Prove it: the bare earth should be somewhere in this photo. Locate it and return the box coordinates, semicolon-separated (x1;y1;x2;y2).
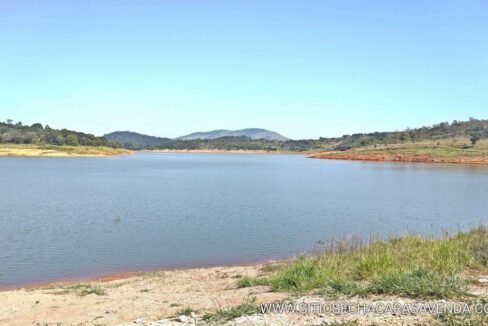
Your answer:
310;151;488;165
2;264;486;325
1;265;285;325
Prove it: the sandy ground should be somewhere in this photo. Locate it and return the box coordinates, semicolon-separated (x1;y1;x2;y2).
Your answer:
0;146;132;157
0;265;286;325
2;264;487;325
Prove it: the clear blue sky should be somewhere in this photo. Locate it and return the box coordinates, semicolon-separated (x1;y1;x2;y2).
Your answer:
1;1;487;139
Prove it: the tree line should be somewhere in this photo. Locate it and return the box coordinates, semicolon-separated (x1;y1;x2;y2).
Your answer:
1;118;487;151
0;119;110;147
108;118;488;151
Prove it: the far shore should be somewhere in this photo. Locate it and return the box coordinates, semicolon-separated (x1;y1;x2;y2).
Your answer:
0;144;132;157
142;149;301;154
2;142;488;167
310;151;488;165
310;140;488;165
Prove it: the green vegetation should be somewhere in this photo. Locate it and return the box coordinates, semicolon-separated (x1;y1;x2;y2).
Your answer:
0;119;110;146
471;133;481;147
3;118;487;154
176;307;196;316
240;227;488;299
0;119;131;156
104;118;488;152
312;139;488;163
320;118;488;151
237;276;268;288
202;295;258;323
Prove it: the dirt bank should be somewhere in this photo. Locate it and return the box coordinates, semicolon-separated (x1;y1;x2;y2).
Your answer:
310;152;488;165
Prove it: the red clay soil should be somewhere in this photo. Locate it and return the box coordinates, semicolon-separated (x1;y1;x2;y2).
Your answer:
310;152;488;165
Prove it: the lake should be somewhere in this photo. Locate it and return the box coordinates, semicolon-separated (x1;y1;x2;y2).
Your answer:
0;153;487;288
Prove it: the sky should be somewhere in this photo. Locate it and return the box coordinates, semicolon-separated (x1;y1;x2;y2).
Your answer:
1;1;487;139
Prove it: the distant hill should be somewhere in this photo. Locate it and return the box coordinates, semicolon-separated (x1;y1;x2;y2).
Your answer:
178;128;290;141
104;131;172;148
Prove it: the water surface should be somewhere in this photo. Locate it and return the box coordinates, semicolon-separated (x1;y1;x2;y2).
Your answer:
0;153;487;287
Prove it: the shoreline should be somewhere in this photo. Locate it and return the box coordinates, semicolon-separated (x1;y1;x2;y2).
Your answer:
142;149;302;154
2;259;486;325
0;257;279;292
3;229;488;325
310;152;488;165
0;262;287;325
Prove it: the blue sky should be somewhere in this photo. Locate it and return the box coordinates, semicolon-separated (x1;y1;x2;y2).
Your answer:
1;1;487;139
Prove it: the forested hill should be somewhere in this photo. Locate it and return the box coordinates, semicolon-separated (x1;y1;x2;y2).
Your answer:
0;120;109;146
104;131;172;148
318;118;488;151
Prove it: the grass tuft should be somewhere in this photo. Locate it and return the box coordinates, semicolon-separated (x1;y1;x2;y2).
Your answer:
203;295;258;323
237;276;268;288
176;307;196;316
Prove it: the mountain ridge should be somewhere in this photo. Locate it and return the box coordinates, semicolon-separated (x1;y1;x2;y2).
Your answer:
178;128;289;141
104;131;172;147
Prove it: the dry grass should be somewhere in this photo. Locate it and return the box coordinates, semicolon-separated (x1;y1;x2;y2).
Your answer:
0;144;132;157
311;139;488;164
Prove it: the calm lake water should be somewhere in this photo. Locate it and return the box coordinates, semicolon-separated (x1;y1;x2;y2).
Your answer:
1;153;487;288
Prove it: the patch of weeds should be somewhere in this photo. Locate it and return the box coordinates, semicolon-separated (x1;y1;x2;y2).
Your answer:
264;227;488;298
352;253;395;279
237;276;268;288
139;288;151;293
369;267;466;299
469;233;488;267
176;307;196;316
170;303;182;307
268;257;327;292
318;278;367;298
203;295;258;323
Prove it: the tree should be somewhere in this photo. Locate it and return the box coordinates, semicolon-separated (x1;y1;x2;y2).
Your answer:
31;123;43;129
6;119;13;125
65;134;79;146
470;133;481;147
